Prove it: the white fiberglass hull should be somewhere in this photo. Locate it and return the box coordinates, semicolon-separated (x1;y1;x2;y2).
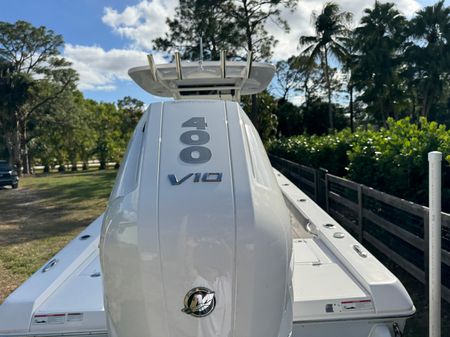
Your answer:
0;216;106;337
0;171;414;337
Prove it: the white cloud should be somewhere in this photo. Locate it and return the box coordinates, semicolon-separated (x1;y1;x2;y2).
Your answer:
99;0;422;61
66;0;178;91
63;44;165;91
66;0;423;92
289;94;306;106
102;0;177;50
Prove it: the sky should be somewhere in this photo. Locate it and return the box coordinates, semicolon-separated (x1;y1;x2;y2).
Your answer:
0;0;447;104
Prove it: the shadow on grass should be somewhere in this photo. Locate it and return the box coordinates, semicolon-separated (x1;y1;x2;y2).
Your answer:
0;170;117;247
33;171;116;204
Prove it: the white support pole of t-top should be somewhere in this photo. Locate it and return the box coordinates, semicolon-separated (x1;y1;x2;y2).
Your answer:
428;151;442;337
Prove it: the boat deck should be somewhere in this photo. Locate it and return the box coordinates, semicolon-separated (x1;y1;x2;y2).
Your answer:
0;170;414;337
284;178;374;321
288;210;373;322
275;168;414;326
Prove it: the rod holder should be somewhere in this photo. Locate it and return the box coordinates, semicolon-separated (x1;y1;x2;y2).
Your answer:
147;54;157;81
246;51;253;79
175;52;182;80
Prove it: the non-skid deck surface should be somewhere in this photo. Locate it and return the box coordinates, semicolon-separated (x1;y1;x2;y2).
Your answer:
291;238;372;321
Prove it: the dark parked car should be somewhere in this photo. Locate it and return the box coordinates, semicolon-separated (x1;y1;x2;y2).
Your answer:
0;161;19;189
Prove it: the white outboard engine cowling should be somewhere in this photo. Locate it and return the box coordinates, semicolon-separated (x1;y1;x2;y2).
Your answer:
100;99;293;337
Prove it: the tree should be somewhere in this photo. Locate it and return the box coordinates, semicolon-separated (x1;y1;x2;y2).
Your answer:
272;57;305;101
272;56;324;137
226;0;296;138
153;0;240;60
62;91;96;171
407;0;450;118
351;2;407;126
299;2;352;130
117;96;145;140
92;102;122;170
30;90;95;172
274;100;302;137
289;55;324;105
242;90;278;143
341;42;358;132
0;59;31;164
226;0;296;61
0;20;78;174
301;98;347;135
115;96;145;168
156;0;296;61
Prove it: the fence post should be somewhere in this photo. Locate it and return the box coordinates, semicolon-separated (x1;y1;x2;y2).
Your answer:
428;151;442;337
313;169;318;203
357;184;363;242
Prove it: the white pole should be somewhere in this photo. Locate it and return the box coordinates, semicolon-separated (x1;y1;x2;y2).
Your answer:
428;151;442;337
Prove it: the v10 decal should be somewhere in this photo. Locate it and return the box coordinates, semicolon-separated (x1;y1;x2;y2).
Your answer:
168;173;223;185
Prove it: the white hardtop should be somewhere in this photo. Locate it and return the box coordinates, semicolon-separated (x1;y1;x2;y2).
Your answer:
128;53;275;101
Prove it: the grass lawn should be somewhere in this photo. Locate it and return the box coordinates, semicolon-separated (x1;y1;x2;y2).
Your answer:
0;170;117;303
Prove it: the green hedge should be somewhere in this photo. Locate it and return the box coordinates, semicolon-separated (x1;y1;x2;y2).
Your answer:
269;117;450;208
269;129;354;177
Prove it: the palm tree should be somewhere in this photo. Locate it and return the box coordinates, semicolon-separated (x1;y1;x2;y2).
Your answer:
407;0;450;118
342;50;357;132
351;1;407;126
299;2;352;130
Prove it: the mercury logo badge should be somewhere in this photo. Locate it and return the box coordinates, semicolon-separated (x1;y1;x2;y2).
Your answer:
182;287;216;317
